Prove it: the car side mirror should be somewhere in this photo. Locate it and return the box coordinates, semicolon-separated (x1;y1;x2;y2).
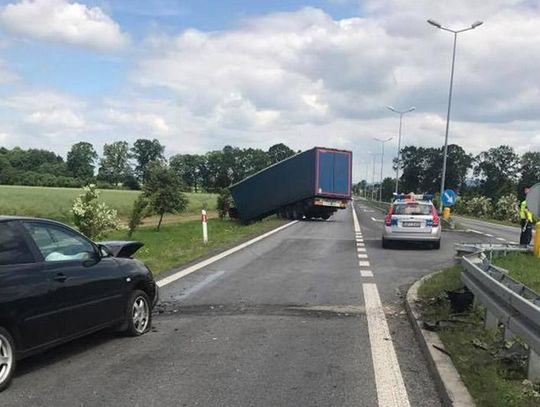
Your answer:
97;244;113;258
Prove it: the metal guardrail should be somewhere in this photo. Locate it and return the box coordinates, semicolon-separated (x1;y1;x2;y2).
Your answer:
459;246;540;381
455;242;529;258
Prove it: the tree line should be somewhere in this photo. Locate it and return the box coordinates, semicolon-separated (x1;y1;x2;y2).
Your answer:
355;144;540;202
0;140;297;192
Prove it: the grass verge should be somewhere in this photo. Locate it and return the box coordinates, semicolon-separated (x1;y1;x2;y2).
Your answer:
104;217;288;275
453;213;519;227
417;266;540;406
492;252;540;294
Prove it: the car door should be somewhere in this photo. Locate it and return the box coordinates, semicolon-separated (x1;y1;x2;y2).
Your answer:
23;221;127;339
0;221;60;351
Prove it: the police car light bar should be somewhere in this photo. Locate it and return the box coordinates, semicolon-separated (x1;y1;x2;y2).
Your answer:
392;193;434;202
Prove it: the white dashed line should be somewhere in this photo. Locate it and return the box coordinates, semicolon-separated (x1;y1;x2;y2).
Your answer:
357;247;366;252
371;217;378;222
360;270;374;277
359;261;371;267
358;254;368;259
469;229;483;234
484;233;494;237
357;243;365;247
496;237;506;241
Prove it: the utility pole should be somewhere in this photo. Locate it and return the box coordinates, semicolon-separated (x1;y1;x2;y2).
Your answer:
373;137;392;201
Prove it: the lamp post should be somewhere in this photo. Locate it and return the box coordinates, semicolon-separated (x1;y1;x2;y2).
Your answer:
427;19;483;212
374;137;392;201
369;152;377;200
386;106;415;194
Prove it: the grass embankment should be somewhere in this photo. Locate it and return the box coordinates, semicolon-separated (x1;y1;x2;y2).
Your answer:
0;185;217;224
417;261;540;406
492;253;540;294
453;213;520;227
105;217;288;275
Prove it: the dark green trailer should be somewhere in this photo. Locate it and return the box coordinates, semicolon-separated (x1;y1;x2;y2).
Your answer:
230;147;352;221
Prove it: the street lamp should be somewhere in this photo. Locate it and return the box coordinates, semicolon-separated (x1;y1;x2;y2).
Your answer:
369;152;378;200
427;19;483;212
386;106;415;194
373;137;392;201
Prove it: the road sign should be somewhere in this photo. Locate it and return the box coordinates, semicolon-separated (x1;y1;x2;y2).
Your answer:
526;183;540;218
442;189;457;207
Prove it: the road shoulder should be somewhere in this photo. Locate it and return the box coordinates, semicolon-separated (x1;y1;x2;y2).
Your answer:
405;273;476;407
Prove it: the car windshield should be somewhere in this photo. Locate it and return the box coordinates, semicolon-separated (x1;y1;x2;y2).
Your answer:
393;203;432;216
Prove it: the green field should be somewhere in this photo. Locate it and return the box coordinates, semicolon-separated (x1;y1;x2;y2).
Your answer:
0;185;217;224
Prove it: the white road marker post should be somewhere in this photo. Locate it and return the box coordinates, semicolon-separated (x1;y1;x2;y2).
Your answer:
202;209;208;244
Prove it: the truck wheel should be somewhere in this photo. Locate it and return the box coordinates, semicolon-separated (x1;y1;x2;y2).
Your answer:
0;327;16;392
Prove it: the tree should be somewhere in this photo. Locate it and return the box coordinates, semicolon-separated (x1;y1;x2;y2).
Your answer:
517;151;540;199
142;163;188;230
268;143;295;164
170;154;203;191
131;139;165;183
474;145;519;200
381;177;395;202
98;141;132;185
67;142;98;180
217;188;233;219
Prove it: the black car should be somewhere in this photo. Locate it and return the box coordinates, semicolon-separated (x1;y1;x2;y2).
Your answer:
0;217;158;391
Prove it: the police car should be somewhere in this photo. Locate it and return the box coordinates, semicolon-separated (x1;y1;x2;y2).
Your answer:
382;193;441;249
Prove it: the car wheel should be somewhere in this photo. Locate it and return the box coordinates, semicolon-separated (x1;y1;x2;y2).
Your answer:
432;240;441;250
0;327;16;392
382;239;389;249
124;290;152;337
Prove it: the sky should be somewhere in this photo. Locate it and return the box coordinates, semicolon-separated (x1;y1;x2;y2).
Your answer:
0;0;539;182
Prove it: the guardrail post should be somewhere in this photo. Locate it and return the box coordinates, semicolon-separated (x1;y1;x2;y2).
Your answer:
484;311;499;330
529;350;540;383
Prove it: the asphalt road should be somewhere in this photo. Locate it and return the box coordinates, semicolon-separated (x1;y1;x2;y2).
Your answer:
3;203;500;406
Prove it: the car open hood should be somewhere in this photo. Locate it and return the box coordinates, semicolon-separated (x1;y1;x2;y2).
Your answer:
97;241;144;258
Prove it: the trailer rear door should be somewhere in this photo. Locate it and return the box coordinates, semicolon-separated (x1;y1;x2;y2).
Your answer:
316;149;351;197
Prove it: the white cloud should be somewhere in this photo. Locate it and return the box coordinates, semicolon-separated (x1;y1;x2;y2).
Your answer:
0;0;129;51
128;3;540;180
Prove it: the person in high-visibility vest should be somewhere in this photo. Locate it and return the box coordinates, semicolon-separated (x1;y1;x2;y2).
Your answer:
519;187;534;245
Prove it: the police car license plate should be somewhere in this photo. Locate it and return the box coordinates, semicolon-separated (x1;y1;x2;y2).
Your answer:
403;222;420;227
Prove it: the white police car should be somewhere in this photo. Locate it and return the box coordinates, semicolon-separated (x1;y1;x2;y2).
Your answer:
382;193;441;249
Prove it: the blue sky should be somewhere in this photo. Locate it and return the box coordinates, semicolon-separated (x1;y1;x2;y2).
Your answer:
0;0;539;181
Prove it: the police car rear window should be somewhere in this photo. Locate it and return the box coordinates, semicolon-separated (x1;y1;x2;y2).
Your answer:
393;203;432;216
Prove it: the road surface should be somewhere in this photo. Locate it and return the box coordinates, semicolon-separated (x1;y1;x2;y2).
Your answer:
3;203;498;406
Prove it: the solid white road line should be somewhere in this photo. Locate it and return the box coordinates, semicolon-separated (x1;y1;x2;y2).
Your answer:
360;270;374;277
157;221;299;287
353;206;361;232
363;283;410;407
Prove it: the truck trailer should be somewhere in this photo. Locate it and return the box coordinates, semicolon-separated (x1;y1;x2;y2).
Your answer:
230;147;352;221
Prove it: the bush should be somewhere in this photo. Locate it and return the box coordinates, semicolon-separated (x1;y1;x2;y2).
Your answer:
72;184;119;239
494;194;520;223
464;196;493;218
217;188;233;219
